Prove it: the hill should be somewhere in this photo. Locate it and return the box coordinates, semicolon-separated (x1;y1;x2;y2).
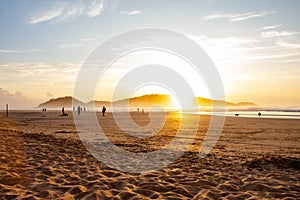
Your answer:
38;94;256;109
38;96;84;109
196;97;256;107
113;94;173;108
234;101;257;106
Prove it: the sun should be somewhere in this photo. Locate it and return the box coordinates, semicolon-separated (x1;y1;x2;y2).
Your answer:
95;49;211;103
131;84;197;111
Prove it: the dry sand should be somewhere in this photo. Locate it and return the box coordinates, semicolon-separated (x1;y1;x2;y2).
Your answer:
0;110;300;199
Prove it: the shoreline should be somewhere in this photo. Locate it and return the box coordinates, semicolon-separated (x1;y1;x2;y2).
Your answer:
2;108;300;120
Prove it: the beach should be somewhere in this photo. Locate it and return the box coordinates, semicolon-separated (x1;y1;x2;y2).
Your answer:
0;110;299;199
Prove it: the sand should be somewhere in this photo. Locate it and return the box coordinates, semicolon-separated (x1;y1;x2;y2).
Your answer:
0;110;300;199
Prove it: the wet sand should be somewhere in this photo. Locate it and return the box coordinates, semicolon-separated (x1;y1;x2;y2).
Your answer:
0;110;300;199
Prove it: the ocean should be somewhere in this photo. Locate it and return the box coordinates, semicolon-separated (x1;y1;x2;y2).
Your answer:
188;107;300;119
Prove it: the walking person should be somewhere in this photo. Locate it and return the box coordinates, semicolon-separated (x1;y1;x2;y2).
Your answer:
102;106;106;116
77;106;81;116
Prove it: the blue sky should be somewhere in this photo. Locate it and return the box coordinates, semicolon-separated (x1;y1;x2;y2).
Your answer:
0;0;300;108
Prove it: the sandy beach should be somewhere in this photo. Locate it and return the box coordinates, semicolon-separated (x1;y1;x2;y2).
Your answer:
0;110;299;199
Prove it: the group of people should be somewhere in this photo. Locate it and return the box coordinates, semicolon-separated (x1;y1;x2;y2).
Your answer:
235;112;262;117
137;107;145;114
60;106;107;116
72;106;86;115
72;106;83;116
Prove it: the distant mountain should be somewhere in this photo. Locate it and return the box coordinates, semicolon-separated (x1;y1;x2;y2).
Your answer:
234;101;257;106
38;94;256;109
196;97;256;107
113;94;173;107
38;96;84;109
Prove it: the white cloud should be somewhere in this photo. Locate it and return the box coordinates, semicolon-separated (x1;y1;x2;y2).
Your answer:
189;34;300;65
29;7;64;24
0;49;41;53
203;11;277;22
0;62;80;105
277;58;300;63
0;62;80;80
0;88;40;109
59;4;84;21
87;0;104;17
120;10;143;15
189;35;257;65
191;35;256;48
262;25;281;30
277;41;300;48
234;43;300;64
28;0;105;24
261;31;299;38
232;11;275;21
238;52;300;64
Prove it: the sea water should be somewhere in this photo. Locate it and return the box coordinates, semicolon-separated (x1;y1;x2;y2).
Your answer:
188;107;300;119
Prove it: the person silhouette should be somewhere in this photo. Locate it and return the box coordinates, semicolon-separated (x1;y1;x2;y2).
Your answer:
258;112;261;117
77;106;81;116
62;107;65;116
102;106;106;116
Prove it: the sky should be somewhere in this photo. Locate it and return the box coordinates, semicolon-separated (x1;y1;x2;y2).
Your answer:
0;0;300;108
